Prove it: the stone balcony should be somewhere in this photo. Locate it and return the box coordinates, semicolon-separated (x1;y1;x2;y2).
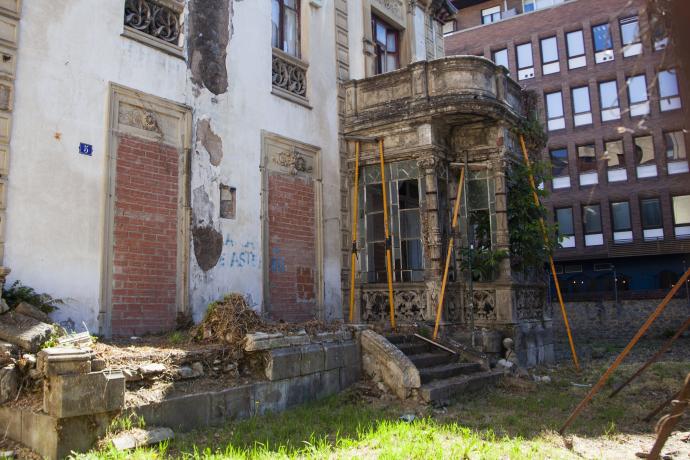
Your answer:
343;56;523;134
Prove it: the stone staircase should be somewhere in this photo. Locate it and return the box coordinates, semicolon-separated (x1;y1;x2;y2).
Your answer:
386;334;504;404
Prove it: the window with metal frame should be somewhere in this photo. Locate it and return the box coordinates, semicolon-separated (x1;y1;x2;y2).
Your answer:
592;23;614;63
571;85;592;126
627;74;650;116
634;135;657;178
640;197;663;240
583;204;603;246
481;5;501;24
604;139;627;182
359;161;423;283
372;14;400;75
540;36;559;74
599;80;621;121
492;48;509;71
665;131;688;175
555;207;575;248
611;201;633;243
566;30;586;69
578;144;598;186
619;16;642;57
272;0;300;57
672;195;690;238
659;69;681;112
550;147;570;189
516;42;534;80
545;91;565;131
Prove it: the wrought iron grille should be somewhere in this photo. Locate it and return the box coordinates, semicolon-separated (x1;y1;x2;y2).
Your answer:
272;50;307;99
124;0;181;45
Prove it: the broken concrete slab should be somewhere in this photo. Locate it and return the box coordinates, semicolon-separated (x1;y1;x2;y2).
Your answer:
265;347;301;381
177;362;204;379
36;347;91;377
0;312;53;353
111;427;174;451
14;302;51;324
300;343;325;375
244;332;310;351
57;331;92;348
43;370;125;418
0;364;18;403
139;363;166;377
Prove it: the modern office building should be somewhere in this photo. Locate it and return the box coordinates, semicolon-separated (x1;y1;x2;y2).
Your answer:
444;0;690;339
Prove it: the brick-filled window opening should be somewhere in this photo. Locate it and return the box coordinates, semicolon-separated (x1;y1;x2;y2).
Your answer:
516;42;534;80
492;48;509;72
481;6;501;25
611;201;633;243
640;197;663;240
619;17;641;57
555;207;575;248
577;144;598;186
583;204;603;246
545;91;565;131
550;147;570;189
634;135;657;178
372;15;400;75
672;195;690;238
592;23;614;64
566;30;586;69
658;69;681;112
599;80;621;121
220;184;236;219
572;86;592;127
272;0;300;57
540;36;560;75
627;74;650;117
359;161;423;283
604;140;627;182
665;131;688;175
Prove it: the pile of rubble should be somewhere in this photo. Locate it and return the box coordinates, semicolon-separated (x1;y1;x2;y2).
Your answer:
0;301;61;405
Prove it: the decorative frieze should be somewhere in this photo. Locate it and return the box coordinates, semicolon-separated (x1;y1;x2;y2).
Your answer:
272;48;309;105
124;0;181;45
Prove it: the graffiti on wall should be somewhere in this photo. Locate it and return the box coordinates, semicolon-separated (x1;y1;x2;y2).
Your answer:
219;237;258;268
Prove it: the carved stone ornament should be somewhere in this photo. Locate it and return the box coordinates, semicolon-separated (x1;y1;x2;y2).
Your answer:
372;0;405;24
272;150;313;176
514;287;545;320
470;289;497;321
118;106;163;135
124;0;181;45
272;52;307;98
361;289;427;322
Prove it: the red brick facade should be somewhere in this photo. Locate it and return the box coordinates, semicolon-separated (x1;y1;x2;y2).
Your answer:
267;173;317;322
445;0;690;263
111;136;179;336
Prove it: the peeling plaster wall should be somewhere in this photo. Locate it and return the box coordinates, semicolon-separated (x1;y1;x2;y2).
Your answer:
6;1;188;331
187;0;343;322
7;0;348;332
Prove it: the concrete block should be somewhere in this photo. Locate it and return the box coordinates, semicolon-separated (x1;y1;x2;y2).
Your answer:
0;364;17;403
340;340;360;367
0;406;20;442
323;342;345;370
14;302;51;324
286;373;321;408
253;380;288;415
265;347;301;381
245;332;310;351
300;343;324;375
210;385;252;424
318;369;341;399
112;427;174;451
37;347;91;377
135;392;211;432
0;312;53;352
44;370;125;418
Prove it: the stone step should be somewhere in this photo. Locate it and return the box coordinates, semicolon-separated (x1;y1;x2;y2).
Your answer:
395;341;432;356
420;370;504;403
408;351;454;368
419;362;482;384
385;334;413;345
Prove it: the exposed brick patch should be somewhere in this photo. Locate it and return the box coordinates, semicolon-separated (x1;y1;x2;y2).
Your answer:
267;173;317;322
111;136;179;336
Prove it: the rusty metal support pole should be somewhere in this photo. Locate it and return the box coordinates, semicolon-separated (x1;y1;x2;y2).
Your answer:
378;139;396;331
609;316;690;398
559;266;690;435
348;142;361;323
644;373;690;460
519;135;580;371
433;167;465;340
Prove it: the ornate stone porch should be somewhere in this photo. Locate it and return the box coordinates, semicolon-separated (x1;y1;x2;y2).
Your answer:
342;56;554;365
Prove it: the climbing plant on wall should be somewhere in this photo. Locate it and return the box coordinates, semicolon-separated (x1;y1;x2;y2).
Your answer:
507;90;557;276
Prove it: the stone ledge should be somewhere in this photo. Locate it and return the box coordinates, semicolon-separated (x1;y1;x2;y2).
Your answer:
360;330;420;399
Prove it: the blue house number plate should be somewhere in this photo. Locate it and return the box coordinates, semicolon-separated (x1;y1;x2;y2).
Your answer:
79;143;93;156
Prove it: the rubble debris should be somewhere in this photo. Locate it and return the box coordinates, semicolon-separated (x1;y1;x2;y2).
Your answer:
91;358;106;372
0;298;8;314
193;293;263;347
0;313;53;353
57;331;92;347
138;363;166;377
0;364;18;403
14;302;51;324
177;362;204;379
111;427;174;451
123;368;143;382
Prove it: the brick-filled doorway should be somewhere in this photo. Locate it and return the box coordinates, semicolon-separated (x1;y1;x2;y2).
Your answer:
262;133;323;322
102;85;191;337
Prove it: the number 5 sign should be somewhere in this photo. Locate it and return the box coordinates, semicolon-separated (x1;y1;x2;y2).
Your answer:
79;143;93;156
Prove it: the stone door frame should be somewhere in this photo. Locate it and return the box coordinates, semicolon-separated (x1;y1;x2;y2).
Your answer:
260;131;324;319
99;83;192;337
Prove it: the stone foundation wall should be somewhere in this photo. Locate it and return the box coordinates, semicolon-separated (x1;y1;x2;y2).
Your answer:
551;298;690;356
